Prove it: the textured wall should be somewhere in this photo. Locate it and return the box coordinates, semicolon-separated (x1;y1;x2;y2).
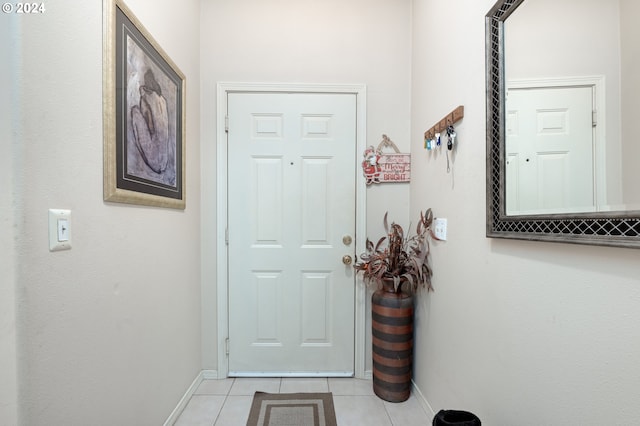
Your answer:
14;0;202;424
0;12;19;426
410;0;640;424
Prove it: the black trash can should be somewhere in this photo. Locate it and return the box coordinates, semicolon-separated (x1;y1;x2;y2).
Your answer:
433;409;481;426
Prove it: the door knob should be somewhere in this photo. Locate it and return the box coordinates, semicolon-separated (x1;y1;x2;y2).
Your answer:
342;255;353;265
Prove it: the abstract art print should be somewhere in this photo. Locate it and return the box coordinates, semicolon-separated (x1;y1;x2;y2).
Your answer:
103;0;186;209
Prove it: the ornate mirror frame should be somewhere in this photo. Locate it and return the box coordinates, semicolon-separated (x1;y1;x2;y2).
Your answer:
485;0;640;249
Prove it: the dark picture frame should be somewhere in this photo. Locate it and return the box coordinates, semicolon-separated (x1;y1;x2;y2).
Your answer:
103;0;186;209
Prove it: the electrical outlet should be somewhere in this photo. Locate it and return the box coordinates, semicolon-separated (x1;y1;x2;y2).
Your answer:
433;218;447;241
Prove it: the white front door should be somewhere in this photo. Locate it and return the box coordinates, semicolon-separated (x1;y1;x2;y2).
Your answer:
506;85;595;214
227;92;357;376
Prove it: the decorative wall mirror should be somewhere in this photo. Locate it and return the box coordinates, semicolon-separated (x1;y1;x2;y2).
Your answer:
485;0;640;248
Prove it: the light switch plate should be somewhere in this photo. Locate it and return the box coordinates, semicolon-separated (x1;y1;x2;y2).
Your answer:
433;217;447;241
49;209;72;251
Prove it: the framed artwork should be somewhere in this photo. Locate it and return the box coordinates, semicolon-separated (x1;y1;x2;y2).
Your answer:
103;0;186;209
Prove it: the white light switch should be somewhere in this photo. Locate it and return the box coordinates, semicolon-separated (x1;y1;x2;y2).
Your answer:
57;219;69;241
49;209;72;251
433;218;447;241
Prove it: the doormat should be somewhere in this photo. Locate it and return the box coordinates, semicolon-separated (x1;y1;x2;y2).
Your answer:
246;392;337;426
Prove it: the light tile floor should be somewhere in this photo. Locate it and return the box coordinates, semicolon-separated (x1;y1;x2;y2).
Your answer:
174;377;431;426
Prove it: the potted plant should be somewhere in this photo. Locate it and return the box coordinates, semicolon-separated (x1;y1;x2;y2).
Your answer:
354;209;434;403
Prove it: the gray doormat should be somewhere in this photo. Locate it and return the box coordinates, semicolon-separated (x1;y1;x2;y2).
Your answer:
246;392;337;426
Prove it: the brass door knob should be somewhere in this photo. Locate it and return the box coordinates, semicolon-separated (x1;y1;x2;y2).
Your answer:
342;255;353;265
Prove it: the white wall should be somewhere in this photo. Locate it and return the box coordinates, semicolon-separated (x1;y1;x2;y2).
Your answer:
0;12;19;426
200;0;413;371
14;0;202;424
411;1;640;424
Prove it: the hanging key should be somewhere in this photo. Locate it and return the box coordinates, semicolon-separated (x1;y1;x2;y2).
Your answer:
425;136;432;150
446;125;456;151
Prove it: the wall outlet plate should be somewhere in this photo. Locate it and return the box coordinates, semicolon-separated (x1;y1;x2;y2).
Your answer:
433;217;447;241
48;209;72;251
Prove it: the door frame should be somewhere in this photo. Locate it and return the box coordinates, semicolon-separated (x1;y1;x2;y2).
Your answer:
215;82;368;379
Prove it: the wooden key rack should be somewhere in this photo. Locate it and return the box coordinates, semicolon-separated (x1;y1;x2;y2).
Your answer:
424;105;464;140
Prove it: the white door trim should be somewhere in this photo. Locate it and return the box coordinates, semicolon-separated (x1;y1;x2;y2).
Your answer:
215;82;367;379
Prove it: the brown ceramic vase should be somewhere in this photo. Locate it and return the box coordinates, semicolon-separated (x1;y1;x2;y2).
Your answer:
371;278;414;403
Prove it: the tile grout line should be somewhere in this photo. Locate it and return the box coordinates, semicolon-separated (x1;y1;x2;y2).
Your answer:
381;400;395;426
212;378;235;426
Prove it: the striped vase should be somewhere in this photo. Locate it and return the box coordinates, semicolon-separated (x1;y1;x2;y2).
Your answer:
371;280;414;403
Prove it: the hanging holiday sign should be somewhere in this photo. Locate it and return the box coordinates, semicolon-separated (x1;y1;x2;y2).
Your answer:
362;134;411;185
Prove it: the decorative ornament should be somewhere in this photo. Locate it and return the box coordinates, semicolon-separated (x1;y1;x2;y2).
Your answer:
362;134;411;185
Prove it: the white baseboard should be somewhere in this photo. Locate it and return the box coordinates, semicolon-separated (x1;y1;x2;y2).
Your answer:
163;370;218;426
202;369;218;380
365;371;433;419
411;379;435;420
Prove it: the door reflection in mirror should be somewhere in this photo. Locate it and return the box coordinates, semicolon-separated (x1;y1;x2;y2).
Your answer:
504;0;640;215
